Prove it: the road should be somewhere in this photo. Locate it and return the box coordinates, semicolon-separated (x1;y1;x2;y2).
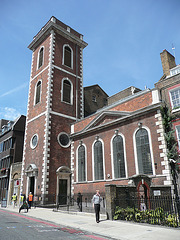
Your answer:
0;210;111;240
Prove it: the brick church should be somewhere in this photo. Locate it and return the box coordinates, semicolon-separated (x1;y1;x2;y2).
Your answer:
21;16;180;206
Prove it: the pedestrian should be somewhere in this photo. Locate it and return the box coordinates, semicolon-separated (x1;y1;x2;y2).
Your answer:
77;192;82;211
20;193;25;206
19;193;28;213
12;193;17;208
28;192;33;209
92;190;102;223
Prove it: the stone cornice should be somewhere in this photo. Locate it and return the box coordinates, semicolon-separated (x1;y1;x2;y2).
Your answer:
71;102;162;139
28;18;88;51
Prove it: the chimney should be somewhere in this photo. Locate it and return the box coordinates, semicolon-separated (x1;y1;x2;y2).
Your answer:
160;49;176;76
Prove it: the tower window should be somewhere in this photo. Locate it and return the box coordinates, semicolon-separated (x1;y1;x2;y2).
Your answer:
30;134;38;149
57;132;70;148
38;47;44;69
63;45;73;68
62;79;72;104
35;80;42;105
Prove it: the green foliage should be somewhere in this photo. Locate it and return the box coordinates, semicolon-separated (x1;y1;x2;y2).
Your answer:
160;106;178;161
113;207;179;228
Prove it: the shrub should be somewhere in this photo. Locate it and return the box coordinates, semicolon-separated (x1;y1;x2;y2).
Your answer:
113;207;179;228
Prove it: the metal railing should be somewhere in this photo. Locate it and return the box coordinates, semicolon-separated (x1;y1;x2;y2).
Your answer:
114;195;180;227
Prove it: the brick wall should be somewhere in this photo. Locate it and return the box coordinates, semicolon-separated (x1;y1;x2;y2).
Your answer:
72;109;165;197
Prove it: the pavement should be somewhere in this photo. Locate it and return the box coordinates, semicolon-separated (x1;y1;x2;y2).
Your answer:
1;205;180;240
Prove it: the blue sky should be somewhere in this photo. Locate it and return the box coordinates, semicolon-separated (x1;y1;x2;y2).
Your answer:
1;0;180;120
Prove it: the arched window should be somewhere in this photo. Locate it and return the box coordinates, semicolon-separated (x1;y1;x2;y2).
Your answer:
38;47;44;69
62;79;72;104
78;145;86;182
35;80;42;105
94;140;104;180
63;45;72;68
135;128;153;175
112;135;126;178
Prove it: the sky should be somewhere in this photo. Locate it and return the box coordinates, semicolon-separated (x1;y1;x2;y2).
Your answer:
1;0;180;121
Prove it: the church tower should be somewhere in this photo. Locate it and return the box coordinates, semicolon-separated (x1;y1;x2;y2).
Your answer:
21;17;87;204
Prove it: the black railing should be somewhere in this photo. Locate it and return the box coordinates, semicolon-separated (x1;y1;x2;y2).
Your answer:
56;194;106;214
20;193;106;214
114;196;180;227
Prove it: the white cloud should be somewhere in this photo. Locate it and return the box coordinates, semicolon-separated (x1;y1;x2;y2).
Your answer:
0;82;28;98
0;107;21;121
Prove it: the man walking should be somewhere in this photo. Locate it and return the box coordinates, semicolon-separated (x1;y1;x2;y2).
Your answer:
92;190;102;223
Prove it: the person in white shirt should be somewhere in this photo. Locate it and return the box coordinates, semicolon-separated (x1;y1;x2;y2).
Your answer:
92;190;102;223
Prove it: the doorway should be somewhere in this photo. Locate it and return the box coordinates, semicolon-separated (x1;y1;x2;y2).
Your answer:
29;176;35;195
59;179;67;205
56;166;71;206
137;181;150;210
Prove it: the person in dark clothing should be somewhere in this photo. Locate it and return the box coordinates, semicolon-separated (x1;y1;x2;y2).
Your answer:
77;192;82;211
19;194;28;213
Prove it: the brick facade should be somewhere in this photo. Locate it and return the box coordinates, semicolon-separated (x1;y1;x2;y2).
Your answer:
20;18;179;209
71;89;169;198
21;17;87;204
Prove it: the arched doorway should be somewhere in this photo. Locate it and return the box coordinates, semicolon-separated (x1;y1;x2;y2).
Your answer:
56;166;71;206
137;180;150;210
25;164;38;196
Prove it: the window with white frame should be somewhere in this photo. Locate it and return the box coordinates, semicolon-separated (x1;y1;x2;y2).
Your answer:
78;145;86;182
38;47;44;69
92;95;97;102
62;79;72;104
176;125;180;149
112;135;126;178
94;140;104;180
35;80;42;105
57;132;70;148
169;87;180;110
135;128;153;175
63;45;73;68
30;134;38;149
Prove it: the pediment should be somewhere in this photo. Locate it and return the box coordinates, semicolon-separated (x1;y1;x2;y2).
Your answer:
26;164;38;172
84;111;131;131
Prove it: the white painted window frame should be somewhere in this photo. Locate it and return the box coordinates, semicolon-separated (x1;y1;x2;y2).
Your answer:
76;143;87;182
133;126;155;176
61;77;73;105
37;46;44;70
34;79;42;106
175;125;180;149
169;86;180;112
62;44;73;69
110;133;128;179
92;138;105;181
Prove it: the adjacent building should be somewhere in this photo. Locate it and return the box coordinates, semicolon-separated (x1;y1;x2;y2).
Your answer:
155;49;180;195
0;115;26;206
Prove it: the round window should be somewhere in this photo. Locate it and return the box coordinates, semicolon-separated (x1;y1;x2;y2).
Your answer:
30;134;38;149
58;132;70;147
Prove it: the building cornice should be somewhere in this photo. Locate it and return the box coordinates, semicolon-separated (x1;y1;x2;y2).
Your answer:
71;102;162;139
28;17;88;51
